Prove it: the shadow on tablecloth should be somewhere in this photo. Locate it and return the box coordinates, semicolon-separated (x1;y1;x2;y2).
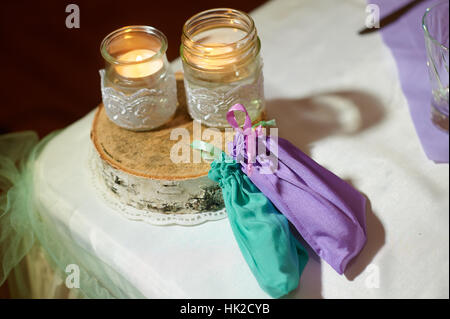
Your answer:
267;91;386;297
266;90;386;157
280;184;385;299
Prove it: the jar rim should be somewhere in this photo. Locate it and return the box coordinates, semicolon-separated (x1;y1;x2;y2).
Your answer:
182;8;256;50
181;8;260;71
100;25;168;65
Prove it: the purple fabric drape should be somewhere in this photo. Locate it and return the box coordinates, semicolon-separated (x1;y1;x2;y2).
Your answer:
369;0;449;163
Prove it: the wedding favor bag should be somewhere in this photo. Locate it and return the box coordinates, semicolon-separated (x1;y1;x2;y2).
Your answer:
227;104;367;274
193;142;308;298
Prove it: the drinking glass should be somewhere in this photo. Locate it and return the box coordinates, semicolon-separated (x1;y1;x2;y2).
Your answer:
423;1;449;132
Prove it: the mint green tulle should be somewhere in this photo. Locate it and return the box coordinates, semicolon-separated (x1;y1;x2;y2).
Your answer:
208;152;309;298
0;131;145;298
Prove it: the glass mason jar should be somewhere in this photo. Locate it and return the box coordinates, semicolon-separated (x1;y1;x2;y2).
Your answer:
181;8;265;128
100;26;177;131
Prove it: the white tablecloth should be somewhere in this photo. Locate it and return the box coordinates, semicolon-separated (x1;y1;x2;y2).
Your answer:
34;0;449;298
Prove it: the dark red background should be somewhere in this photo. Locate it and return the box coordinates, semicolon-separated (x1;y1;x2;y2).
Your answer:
0;1;267;137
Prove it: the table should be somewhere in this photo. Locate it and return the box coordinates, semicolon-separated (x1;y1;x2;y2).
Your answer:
28;0;450;298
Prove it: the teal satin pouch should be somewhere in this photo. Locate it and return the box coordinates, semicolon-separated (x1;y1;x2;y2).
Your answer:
193;141;308;298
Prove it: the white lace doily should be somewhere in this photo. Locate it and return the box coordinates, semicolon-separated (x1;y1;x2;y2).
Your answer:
87;148;227;226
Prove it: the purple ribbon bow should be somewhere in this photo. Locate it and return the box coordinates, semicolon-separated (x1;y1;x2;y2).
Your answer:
226;104;265;176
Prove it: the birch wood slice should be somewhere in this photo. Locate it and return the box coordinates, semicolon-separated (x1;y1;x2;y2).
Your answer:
90;73;225;216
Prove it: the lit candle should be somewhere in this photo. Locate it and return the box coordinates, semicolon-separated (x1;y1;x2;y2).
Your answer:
100;26;177;131
115;49;163;78
181;9;265;128
193;27;247;45
190;27;247;70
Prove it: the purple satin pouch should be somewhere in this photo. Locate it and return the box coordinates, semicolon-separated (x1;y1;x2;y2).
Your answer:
245;137;367;274
227;104;367;274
